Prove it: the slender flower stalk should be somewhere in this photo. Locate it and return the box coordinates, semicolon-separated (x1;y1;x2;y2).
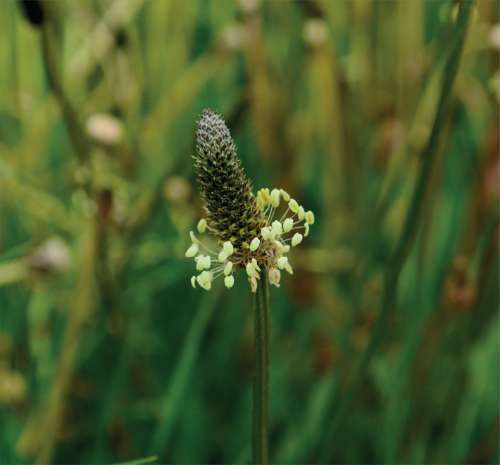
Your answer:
187;109;315;463
253;273;270;464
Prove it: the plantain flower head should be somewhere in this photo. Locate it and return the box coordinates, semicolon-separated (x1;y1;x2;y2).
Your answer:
187;109;314;292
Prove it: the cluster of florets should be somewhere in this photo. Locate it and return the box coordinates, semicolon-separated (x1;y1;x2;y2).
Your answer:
187;108;314;292
186;187;314;292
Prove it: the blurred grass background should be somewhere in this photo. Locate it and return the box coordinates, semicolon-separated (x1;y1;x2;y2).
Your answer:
0;0;499;464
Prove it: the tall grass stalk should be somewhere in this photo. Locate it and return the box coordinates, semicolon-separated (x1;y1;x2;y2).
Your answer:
253;272;270;465
41;15;90;166
150;288;221;455
35;223;97;465
321;0;474;458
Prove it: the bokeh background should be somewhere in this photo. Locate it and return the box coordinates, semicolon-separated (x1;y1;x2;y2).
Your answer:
0;0;499;464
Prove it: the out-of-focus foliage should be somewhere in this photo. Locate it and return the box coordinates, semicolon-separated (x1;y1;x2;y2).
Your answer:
0;0;498;464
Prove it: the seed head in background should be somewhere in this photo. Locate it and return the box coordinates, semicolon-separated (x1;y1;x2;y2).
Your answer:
186;109;315;292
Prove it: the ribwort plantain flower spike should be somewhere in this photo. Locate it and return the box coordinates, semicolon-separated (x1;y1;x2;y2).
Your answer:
187;109;315;292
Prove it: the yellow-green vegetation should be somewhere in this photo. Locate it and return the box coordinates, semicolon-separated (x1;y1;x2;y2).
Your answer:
0;0;498;464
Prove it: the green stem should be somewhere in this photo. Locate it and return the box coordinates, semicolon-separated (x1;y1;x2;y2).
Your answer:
320;0;473;459
253;273;270;464
40;6;90;166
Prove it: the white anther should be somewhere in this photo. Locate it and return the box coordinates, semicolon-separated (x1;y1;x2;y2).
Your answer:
251;258;261;272
270;188;280;207
280;189;290;201
195;255;211;271
222;241;234;256
261;226;273;240
288;199;299;213
283;218;294;233
250;237;260;251
272;220;283;236
218;241;234;262
257;188;270;207
291;233;303;247
224;261;233;276
197;218;207;233
277;256;294;275
185;243;199;258
268;268;281;288
305;210;315;225
277;256;289;270
196;271;213;290
246;261;259;279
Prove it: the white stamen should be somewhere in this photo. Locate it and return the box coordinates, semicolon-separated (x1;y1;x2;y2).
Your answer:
187;186;314;291
305;210;315;225
251;258;261;272
190;231;199;244
277;256;289;270
270;188;280;207
185;243;199;258
223;241;234;256
195;255;211;270
246;262;259;279
257;188;271;209
292;233;303;247
261;226;273;240
250;237;260;251
272;220;283;236
280;189;290;202
196;271;213;290
274;241;289;254
224;261;233;276
288;199;299;213
277;256;293;274
197;218;207;233
268;268;281;287
283;218;294;233
218;241;234;262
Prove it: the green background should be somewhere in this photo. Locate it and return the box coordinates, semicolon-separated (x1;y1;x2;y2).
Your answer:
0;0;498;464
